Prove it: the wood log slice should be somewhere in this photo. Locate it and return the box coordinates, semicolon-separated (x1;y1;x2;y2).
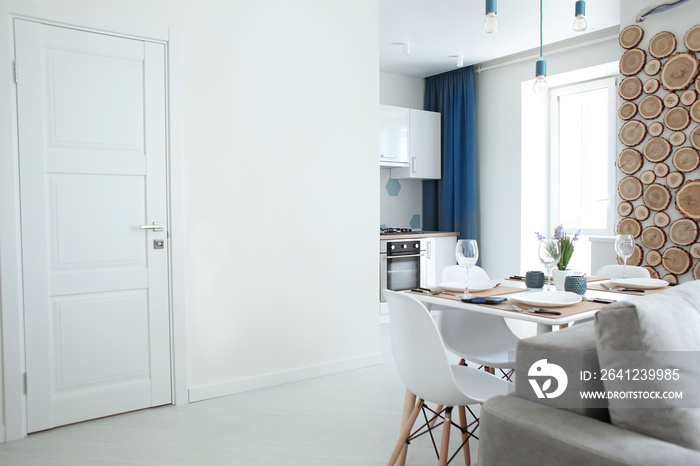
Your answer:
620;48;646;76
672;147;700;172
654;162;670;177
660;52;700;91
681;89;698;106
648;121;664;137
635;204;651;220
641;225;666;250
669;131;686;146
676;180;700;220
666;171;685;189
684;24;700;52
643;77;660;93
662;273;679;284
664;92;680;107
690;243;700;259
618;201;633;217
662;246;692;274
643;183;672;211
618;101;637;120
619;148;643;174
639;170;656;185
618;217;642;238
691;100;700;123
626;244;644;266
664;106;691;130
694;261;700;280
697;76;700;94
644;265;661;278
619;176;644;201
619;120;647;147
646;249;663;267
669;218;699;246
639;95;663;119
645;60;662;76
643;137;671;162
620;24;644;49
619;76;643;100
690;126;700;149
654;211;671;227
649;31;677;58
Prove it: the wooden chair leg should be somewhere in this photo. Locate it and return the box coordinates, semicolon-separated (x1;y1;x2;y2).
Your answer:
438;407;453;466
388;398;424;466
396;389;416;466
458;405;471;466
428;404;444;428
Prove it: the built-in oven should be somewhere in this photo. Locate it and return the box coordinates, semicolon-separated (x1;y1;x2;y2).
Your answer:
380;238;427;302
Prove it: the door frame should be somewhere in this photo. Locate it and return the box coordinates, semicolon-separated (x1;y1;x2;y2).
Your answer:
0;0;188;442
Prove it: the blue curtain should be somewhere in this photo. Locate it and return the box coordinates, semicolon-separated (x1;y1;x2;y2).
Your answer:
423;66;478;241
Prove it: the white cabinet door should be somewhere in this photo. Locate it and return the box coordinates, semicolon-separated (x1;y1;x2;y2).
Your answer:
16;19;172;432
390;108;441;179
424;236;458;287
379;105;409;166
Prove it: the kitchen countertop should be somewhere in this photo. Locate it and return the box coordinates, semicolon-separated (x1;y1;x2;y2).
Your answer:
380;231;459;240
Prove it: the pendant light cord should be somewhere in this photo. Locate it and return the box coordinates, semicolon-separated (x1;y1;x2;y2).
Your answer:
539;0;543;58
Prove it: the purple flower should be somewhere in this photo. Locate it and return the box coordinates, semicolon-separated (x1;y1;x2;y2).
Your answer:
535;232;545;241
553;224;563;241
573;229;581;242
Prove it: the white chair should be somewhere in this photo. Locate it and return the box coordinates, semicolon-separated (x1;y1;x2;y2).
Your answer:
437;266;520;380
385;290;510;466
441;264;490;284
594;264;650;279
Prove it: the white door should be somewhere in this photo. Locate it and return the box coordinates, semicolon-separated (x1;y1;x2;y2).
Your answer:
15;19;172;432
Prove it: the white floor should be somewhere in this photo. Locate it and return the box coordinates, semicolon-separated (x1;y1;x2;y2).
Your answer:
0;324;488;465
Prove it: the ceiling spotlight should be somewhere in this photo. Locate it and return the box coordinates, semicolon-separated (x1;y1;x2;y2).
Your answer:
573;1;587;32
485;0;498;33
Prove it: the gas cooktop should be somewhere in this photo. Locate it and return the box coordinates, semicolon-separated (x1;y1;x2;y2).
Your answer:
380;228;424;235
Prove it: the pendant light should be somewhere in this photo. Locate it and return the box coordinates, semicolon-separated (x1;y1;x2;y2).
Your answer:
533;0;548;94
573;1;587;32
485;0;498;33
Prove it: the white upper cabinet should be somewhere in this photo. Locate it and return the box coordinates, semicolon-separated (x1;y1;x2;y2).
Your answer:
379;105;441;179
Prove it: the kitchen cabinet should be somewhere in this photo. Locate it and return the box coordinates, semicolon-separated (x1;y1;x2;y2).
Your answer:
424;235;457;287
379;105;441;179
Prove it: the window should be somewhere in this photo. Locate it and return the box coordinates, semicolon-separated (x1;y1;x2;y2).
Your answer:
549;77;616;236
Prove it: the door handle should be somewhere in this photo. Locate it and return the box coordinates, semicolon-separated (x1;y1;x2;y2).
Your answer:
140;222;164;232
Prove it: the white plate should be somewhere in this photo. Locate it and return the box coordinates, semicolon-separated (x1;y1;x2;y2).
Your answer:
609;278;669;290
511;291;582;307
438;280;499;292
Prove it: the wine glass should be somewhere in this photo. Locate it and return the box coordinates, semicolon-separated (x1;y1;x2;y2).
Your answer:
538;240;561;291
615;234;635;278
455;239;479;299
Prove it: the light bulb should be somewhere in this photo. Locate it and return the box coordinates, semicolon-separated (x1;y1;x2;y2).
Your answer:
573;14;588;32
533;76;549;94
485;12;498;33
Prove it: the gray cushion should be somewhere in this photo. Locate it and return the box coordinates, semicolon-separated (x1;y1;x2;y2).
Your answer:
595;280;700;451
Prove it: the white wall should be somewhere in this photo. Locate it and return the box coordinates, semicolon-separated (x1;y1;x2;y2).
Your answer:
476;32;621;279
1;0;380;437
380;71;425;109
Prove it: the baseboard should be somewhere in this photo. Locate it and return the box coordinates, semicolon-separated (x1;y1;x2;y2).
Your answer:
188;352;383;403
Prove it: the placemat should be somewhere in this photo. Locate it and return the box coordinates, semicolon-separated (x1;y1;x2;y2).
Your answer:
482;299;606;319
407;285;527;302
587;284;667;296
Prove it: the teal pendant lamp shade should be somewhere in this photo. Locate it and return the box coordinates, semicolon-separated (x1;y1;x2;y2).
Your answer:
574;0;588;32
533;59;548;94
485;0;498;33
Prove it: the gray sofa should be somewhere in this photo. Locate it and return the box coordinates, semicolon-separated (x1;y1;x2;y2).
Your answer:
479;280;700;466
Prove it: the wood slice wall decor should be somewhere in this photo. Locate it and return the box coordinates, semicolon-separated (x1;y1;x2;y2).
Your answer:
621;25;644;49
617;24;700;283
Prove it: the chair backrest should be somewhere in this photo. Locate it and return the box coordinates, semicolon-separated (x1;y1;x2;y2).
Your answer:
385;290;471;406
595;264;650;279
441;265;490;283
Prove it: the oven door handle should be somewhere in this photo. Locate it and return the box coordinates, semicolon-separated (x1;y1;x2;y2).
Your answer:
386;253;426;259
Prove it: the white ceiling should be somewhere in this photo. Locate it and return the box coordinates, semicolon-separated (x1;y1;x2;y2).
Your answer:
379;0;621;78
